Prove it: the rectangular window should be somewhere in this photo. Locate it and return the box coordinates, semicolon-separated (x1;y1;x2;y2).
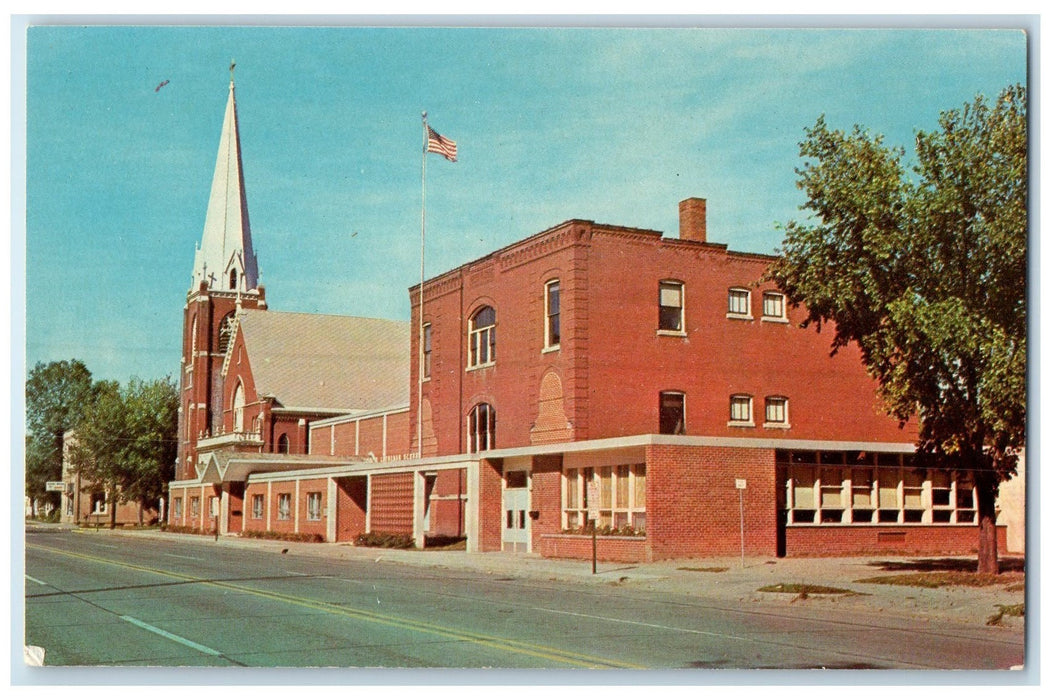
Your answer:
306;492;322;521
468;307;496;368
190;496;200;518
277;493;291;521
659;391;685;435
173;497;183;518
903;470;924;522
762;291;786;320
781;451;971;527
764;396;788;426
851;468;875;523
252;494;264;519
658;281;684;332
563;464;646;532
729;395;753;425
89;492;107;515
545;280;561;348
422;323;432;379
727;288;751;317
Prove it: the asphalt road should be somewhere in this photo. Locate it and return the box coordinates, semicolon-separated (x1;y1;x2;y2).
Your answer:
24;529;1025;670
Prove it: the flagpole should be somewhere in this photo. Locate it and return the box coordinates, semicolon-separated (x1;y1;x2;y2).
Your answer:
418;112;427;461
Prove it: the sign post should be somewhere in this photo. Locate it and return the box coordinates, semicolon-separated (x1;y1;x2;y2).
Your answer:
586;481;599;574
735;479;747;568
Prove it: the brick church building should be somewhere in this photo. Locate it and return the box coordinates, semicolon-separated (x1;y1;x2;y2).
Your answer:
167;77;1012;560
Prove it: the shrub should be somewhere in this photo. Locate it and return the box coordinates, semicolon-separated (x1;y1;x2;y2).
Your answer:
561;524;646;537
355;531;416;549
241;530;324;543
160;524;207;536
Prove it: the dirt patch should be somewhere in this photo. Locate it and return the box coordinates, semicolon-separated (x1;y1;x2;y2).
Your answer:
856;572;1024;588
865;556;1025;573
678;566;729;573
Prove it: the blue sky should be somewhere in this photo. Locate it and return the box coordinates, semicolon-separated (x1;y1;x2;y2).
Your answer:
20;24;1027;384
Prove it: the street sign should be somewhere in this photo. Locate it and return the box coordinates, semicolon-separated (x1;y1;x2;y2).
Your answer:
735;478;747;490
586;482;599;520
45;481;65;492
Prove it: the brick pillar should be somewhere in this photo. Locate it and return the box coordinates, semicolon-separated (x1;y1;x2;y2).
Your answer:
477;457;503;552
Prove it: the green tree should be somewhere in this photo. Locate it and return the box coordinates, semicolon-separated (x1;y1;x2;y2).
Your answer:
768;85;1026;574
67;378;179;527
24;360;95;512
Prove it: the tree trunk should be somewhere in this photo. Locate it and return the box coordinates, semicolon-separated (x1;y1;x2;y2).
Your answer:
109;482;117;530
975;470;1000;575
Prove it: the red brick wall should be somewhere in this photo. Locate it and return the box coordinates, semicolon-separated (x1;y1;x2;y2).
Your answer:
410;219;914;461
426;468;467;538
335;477;368;541
243;483;267;531
646;444;779;559
268;481;296;535
384;411;412;458
369;472;414;534
529;455;564;550
477;458;503;551
357;416;386;459
784;525;1008;557
296;478;328;538
225;482;244;534
539;535;648;562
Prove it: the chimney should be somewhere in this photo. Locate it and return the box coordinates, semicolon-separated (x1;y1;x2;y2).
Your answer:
679;197;707;243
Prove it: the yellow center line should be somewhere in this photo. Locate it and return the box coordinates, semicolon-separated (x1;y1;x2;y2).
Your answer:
28;542;643;669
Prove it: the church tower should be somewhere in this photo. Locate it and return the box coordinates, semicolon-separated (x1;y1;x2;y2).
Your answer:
178;70;267;480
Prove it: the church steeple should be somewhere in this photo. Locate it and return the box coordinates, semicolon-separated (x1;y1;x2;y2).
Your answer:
178;68;266;482
192;66;259;294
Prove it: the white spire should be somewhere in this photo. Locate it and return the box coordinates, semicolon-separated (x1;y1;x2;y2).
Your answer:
191;74;259;294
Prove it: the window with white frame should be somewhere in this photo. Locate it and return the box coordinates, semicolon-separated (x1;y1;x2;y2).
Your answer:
468;306;496;367
468;403;495;452
658;281;684;332
190;496;200;518
545;280;561;348
729;394;753;425
764;396;789;427
422;323;432;379
762;291;786;320
173;497;183;518
277;493;291;520
251;494;264;519
727;288;751;317
780;451;977;525
306;492;323;521
563;464;646;532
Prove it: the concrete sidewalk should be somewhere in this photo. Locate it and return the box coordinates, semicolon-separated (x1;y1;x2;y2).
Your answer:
57;524;1027;632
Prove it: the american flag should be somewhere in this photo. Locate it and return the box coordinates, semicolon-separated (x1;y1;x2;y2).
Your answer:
426;126;458;162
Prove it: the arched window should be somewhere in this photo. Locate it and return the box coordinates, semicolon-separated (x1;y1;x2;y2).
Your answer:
233;382;246;433
277;433;290;454
190;314;198;357
217;312;235;354
468;403;495;452
468;306;496;367
229;268;238;290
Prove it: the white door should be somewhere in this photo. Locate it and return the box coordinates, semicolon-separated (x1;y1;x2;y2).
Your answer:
502;470;529;552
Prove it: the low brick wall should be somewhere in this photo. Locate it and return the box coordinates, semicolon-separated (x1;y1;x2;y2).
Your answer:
784;525;1007;557
539;534;648;562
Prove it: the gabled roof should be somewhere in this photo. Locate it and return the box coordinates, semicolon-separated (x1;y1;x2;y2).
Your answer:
233;309;410;413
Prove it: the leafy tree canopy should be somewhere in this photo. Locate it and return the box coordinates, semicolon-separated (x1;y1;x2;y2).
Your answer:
24;360;95;505
768;85;1026;573
67;377;179;526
